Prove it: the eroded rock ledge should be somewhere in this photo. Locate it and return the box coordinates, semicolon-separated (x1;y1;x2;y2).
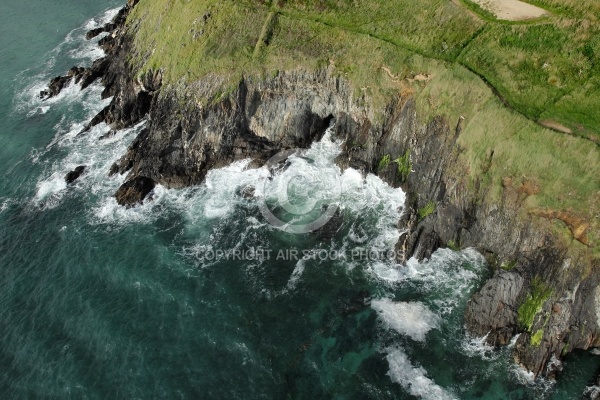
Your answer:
43;0;600;383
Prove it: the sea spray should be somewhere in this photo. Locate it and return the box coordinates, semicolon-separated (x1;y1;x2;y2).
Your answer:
386;348;458;400
13;6;122;115
371;299;440;342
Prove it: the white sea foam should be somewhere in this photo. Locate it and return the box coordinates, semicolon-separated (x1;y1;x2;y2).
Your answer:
176;131;407;269
509;363;554;393
201;159;269;221
286;259;306;290
14;6;121;115
21;78;87;117
69;7;120;61
461;332;499;361
371;299;439;342
34;173;68;205
512;365;536;384
335;163;407;286
398;248;486;315
0;198;15;214
92;158;267;226
584;385;600;399
20;31;132;208
68;7;120;61
386;348;457;400
546;353;562;372
508;333;521;349
33;112;141;210
84;7;121;30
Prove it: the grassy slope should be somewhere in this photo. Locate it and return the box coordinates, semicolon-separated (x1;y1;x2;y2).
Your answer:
127;0;600;258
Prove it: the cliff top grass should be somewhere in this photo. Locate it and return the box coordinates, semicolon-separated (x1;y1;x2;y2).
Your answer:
127;0;600;258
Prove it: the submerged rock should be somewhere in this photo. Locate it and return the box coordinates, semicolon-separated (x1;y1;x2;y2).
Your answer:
236;185;255;199
99;130;117;140
64;166;86;184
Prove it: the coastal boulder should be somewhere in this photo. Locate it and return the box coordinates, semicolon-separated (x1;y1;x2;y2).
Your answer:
85;27;105;40
39;67;86;100
64;166;86;184
115;176;155;207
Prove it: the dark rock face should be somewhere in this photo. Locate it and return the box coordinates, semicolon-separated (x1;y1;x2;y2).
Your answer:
464;271;525;345
114;176;155;207
79;57;111;90
39;76;68;100
65;166;86;184
331;95;600;378
110;77;333;195
93;44;600;374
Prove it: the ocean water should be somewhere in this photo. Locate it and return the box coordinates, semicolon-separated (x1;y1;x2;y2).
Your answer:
0;1;599;399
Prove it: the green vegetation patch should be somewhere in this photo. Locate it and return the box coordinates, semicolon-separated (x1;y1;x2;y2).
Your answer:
518;277;553;331
378;155;391;171
530;329;544;346
500;260;517;271
128;0;600;141
126;0;600;258
393;150;411;181
418;200;436;221
458;19;600;141
447;240;461;251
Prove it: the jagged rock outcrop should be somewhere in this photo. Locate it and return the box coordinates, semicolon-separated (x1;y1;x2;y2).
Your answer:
114;175;155;207
48;0;599;381
109;71;345;201
64;166;86;184
39;67;86;100
85;1;138;40
39;1;140;103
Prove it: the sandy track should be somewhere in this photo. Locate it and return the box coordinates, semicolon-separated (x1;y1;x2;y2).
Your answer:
471;0;548;21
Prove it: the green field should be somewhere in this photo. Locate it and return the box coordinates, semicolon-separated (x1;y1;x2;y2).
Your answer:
127;0;600;257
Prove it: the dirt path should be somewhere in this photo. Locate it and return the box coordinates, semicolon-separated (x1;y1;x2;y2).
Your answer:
538;120;572;134
452;0;483;21
471;0;548;20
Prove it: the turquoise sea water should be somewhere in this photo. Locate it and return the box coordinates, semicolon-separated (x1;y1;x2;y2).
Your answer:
0;1;599;399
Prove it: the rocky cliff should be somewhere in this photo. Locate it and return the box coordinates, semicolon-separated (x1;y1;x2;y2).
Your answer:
44;0;600;383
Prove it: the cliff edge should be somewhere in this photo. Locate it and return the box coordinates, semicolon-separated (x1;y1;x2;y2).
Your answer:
45;0;600;381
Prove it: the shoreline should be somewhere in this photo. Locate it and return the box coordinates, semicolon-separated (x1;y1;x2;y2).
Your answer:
40;0;600;384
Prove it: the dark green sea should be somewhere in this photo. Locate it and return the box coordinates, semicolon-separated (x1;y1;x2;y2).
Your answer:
0;1;599;399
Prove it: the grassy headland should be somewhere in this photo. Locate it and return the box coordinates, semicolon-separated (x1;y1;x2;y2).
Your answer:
127;0;600;257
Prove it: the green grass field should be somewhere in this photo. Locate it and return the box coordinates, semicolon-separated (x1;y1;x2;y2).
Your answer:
127;0;600;258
